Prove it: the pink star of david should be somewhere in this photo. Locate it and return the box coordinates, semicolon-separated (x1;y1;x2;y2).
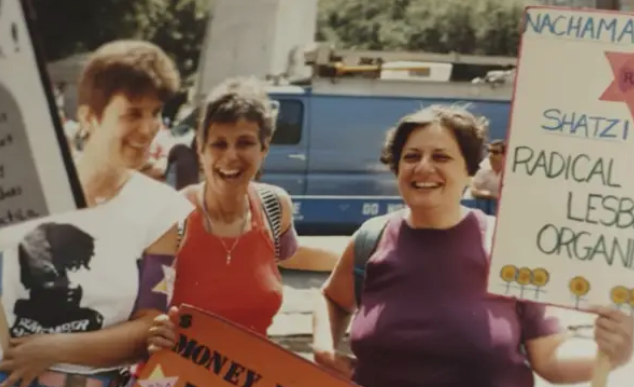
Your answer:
599;51;634;119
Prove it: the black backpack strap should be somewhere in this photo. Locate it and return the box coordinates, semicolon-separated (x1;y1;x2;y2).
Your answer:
352;214;392;307
255;184;283;261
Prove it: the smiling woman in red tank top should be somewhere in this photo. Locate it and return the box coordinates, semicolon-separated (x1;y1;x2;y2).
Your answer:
171;180;290;335
139;77;337;363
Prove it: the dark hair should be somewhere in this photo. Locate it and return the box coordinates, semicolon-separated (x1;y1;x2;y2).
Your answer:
380;105;488;176
167;144;200;190
489;139;506;154
197;77;275;149
78;40;180;118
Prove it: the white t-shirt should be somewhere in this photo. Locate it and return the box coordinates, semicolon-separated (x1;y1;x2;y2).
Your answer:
0;171;194;374
471;167;501;197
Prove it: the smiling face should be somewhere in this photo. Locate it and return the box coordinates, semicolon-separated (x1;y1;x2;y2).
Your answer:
80;93;163;169
198;118;267;196
397;124;470;212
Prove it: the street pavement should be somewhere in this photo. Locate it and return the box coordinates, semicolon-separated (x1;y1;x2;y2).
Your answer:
270;236;633;387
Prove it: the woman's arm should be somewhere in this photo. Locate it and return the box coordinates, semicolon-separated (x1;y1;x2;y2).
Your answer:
311;239;359;378
280;246;340;272
55;225;180;367
527;306;633;384
1;309;160;387
526;332;597;384
266;185;339;272
312;240;357;368
52;309;159;367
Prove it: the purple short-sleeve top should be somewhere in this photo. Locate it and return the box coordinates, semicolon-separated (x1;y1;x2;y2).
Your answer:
349;210;562;387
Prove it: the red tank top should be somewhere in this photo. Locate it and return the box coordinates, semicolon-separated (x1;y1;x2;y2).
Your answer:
170;185;283;336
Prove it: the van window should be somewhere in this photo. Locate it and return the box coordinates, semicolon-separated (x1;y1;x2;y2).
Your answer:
272;100;303;145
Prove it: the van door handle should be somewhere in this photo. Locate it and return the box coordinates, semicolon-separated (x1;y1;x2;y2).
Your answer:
287;153;306;161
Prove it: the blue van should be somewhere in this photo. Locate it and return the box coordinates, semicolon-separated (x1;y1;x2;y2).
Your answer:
170;78;511;232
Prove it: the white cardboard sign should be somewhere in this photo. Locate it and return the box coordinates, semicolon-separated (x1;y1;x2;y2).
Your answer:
0;0;84;231
489;6;634;313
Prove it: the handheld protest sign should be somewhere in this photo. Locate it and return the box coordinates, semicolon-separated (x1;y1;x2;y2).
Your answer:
0;0;85;232
136;305;358;387
488;4;634;317
0;0;85;352
486;6;634;386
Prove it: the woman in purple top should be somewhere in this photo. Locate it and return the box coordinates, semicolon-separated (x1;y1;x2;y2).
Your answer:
312;105;633;387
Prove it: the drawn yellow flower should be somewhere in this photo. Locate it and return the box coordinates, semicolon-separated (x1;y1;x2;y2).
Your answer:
500;265;518;283
531;268;550;287
516;267;532;286
569;276;590;297
630;289;634;307
610;286;630;305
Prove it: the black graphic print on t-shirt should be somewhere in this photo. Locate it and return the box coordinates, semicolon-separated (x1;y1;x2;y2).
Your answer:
10;222;104;337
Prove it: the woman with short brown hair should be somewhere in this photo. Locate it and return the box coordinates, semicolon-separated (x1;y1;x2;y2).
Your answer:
0;40;193;387
143;77;336;359
312;105;633;387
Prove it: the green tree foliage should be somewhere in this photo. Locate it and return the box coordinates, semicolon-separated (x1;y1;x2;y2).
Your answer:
317;0;530;56
32;0;527;82
31;0;210;79
147;0;210;79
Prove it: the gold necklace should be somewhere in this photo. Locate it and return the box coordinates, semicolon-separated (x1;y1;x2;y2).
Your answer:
200;184;249;264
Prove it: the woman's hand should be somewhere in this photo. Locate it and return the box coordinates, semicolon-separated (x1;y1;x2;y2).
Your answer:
590;305;633;368
0;335;61;387
148;306;179;354
313;348;356;379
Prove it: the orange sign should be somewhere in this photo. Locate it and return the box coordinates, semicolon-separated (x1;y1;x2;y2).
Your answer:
134;304;358;387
